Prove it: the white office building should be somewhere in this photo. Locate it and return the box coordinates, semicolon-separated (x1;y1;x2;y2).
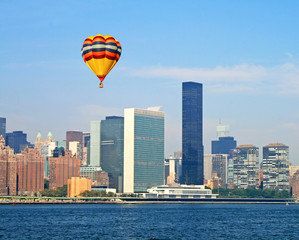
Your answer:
143;184;218;199
124;107;165;193
90;121;101;167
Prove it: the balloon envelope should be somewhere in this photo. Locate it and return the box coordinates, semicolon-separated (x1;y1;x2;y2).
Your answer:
81;34;122;87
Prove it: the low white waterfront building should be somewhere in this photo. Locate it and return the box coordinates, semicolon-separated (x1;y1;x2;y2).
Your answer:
91;186;117;194
142;183;218;199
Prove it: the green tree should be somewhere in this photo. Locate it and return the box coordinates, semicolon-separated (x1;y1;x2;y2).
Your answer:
275;190;291;198
212;188;291;199
39;184;67;197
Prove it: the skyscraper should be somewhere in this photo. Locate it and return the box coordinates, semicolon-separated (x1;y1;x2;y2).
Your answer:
165;154;182;184
82;132;91;166
83;132;90;147
290;171;299;198
1;136;44;196
90;121;101;167
182;82;204;185
211;154;228;184
123;107;165;193
233;144;259;189
17;148;44;194
211;124;237;155
262;143;289;191
100;116;124;193
204;154;228;184
0;117;6;139
212;137;237;155
216;124;230;139
0;135;17;196
49;151;80;189
5;131;28;154
66;131;83;150
69;141;83;161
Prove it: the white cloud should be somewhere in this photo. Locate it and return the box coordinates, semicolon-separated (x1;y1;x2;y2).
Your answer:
132;64;267;82
130;63;299;95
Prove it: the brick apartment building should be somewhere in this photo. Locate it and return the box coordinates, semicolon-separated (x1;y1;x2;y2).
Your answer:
0;136;44;196
17;148;44;194
290;170;299;198
49;151;80;189
0;136;17;195
66;131;83;150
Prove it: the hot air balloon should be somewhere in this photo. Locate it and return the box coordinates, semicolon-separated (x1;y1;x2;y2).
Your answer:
81;34;122;88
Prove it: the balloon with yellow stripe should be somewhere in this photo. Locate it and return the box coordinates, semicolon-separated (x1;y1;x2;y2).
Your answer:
81;34;122;88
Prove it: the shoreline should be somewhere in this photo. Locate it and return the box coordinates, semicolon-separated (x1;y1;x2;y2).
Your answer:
0;202;298;205
0;197;297;205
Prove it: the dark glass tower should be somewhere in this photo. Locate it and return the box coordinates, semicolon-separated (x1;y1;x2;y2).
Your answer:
0;117;6;139
100;116;124;193
212;136;237;155
182;82;204;185
5;131;28;153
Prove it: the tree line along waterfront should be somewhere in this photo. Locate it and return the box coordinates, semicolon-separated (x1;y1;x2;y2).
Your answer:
39;182;291;199
30;179;293;199
212;188;291;198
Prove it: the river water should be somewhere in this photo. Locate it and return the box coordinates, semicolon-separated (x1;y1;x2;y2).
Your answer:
0;203;298;239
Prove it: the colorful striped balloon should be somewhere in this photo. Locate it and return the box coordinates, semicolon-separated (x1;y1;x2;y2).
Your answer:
81;34;122;88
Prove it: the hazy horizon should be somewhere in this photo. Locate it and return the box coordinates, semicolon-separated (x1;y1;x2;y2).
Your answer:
1;1;299;164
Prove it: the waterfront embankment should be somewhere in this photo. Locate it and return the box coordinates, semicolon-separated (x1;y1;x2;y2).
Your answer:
0;196;297;204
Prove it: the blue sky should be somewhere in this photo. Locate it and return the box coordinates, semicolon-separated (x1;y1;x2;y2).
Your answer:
1;1;299;164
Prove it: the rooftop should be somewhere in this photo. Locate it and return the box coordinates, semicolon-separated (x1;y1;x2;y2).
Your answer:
236;144;256;149
265;143;286;147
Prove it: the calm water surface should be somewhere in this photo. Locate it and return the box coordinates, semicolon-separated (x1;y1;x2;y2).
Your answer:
0;204;298;239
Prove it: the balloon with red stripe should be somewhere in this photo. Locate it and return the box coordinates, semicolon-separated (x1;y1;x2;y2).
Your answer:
81;34;122;88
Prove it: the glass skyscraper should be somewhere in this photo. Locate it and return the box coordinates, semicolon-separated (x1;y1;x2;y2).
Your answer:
182;82;204;185
90;121;101;167
0;117;6;139
5;131;28;154
101;116;124;193
212;137;237;155
124;107;165;193
211;124;237;155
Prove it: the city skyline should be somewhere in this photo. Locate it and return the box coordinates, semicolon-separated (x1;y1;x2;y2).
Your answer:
1;1;299;164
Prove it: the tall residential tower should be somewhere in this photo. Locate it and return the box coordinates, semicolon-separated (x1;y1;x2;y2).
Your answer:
262;143;289;191
233;144;259;189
